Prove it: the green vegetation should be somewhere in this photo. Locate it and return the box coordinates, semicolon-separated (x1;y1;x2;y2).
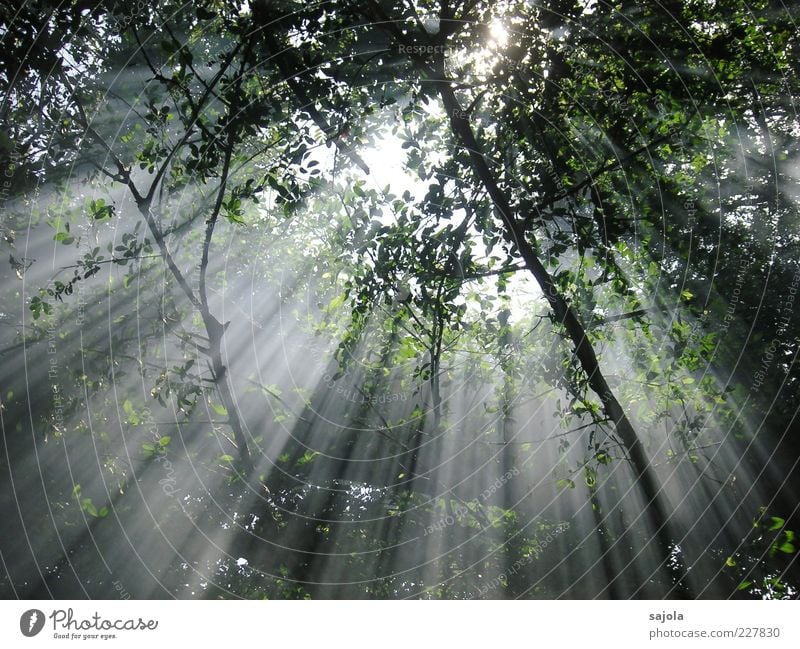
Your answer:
0;0;798;599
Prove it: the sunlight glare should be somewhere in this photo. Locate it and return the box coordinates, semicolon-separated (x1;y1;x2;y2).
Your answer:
489;20;509;47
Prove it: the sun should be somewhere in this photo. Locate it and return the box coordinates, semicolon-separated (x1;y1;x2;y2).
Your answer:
488;19;509;47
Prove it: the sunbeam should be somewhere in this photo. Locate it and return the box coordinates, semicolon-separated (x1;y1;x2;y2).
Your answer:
1;0;799;605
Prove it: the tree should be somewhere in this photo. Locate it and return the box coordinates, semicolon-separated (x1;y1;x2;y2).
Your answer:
1;0;798;599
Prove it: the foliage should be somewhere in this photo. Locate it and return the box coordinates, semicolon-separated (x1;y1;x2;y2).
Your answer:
0;0;798;599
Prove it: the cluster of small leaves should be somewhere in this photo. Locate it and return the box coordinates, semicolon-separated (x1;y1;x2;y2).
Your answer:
151;359;202;415
32;219;152;319
142;436;172;459
725;509;798;598
72;484;109;519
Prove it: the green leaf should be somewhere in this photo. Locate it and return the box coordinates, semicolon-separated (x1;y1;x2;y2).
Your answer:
768;516;785;531
89;198;114;220
210;403;228;416
737;580;752;591
327;293;346;311
82;498;98;517
295;450;319;467
556;478;575;490
218;454;235;464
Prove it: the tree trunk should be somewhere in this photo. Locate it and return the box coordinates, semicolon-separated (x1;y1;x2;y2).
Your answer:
434;75;691;597
204;314;253;472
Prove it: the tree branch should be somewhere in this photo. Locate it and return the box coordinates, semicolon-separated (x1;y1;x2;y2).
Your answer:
525;131;674;227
